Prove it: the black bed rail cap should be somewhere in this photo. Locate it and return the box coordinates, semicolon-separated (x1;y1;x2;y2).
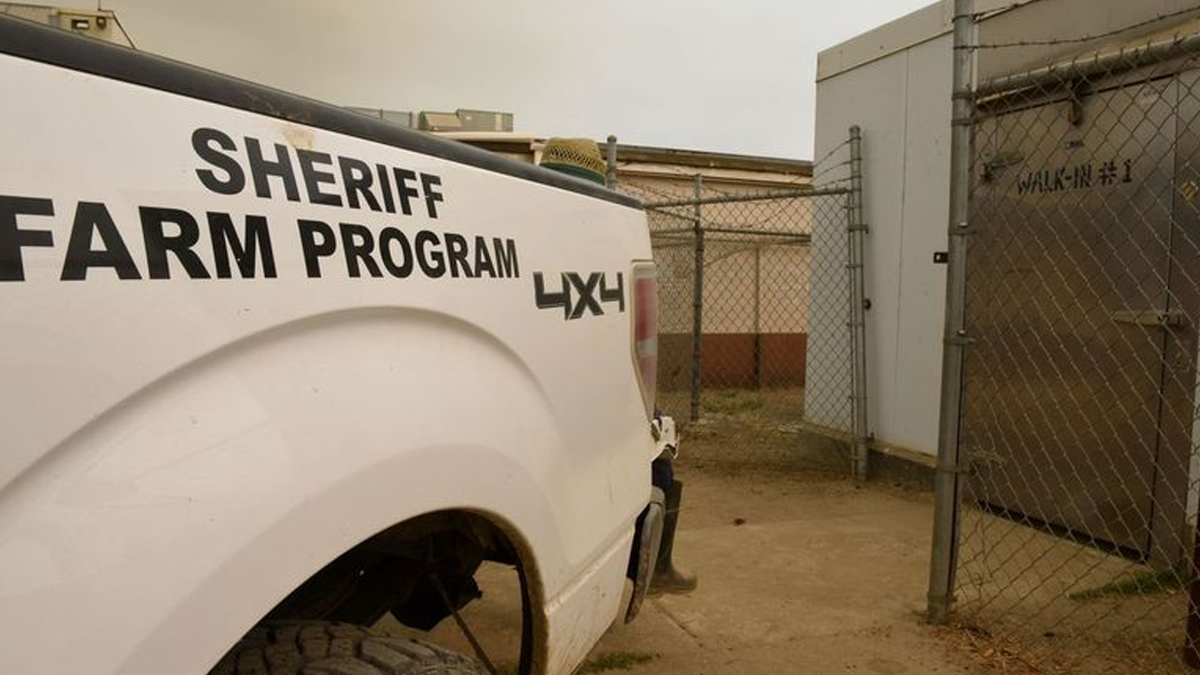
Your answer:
0;13;642;210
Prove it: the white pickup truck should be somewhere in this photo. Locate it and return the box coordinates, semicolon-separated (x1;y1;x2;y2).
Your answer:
0;15;671;675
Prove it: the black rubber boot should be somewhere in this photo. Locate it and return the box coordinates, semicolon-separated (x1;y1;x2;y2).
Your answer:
650;480;697;595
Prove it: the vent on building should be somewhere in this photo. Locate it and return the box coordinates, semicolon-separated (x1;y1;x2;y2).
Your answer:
345;107;416;128
418;111;464;132
418;109;513;133
0;4;133;47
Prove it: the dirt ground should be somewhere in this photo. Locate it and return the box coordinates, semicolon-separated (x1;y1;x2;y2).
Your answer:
371;388;1193;674
584;464;972;675
378;436;995;674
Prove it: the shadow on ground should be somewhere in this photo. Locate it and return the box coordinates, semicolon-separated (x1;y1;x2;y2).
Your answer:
375;414;999;674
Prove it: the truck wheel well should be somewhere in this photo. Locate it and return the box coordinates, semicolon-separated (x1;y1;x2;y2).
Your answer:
262;510;535;672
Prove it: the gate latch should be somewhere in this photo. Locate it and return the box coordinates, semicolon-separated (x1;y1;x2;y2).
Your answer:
1111;309;1187;329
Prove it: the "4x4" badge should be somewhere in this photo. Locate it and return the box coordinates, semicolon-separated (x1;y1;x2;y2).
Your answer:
533;271;625;320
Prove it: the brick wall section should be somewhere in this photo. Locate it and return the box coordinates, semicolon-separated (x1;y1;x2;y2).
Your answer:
658;333;807;390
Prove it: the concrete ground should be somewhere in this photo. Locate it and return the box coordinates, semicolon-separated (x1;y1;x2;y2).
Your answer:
379;447;988;674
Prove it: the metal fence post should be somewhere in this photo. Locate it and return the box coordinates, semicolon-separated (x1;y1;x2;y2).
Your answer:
928;0;973;625
847;126;870;482
605;135;618;189
754;245;762;389
690;174;705;423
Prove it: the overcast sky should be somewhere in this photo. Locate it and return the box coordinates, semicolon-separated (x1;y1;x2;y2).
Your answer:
102;0;935;160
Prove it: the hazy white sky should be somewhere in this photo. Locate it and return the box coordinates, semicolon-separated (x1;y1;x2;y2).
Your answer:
103;1;935;160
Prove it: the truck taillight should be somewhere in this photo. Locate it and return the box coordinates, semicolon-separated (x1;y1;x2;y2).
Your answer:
632;263;657;420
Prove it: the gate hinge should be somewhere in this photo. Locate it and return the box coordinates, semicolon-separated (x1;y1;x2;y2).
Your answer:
1112;309;1187;329
936;462;974;476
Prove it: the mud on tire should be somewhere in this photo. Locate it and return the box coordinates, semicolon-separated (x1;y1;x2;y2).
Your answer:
209;621;484;675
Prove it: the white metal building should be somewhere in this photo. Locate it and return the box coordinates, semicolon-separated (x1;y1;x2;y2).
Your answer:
809;0;1200;464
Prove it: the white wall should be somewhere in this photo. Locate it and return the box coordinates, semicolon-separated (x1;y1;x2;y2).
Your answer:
807;33;952;455
809;0;1200;460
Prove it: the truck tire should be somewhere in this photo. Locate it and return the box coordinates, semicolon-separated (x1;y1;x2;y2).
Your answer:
209;621;485;675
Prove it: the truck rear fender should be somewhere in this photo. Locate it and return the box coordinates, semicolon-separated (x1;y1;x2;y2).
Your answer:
0;308;576;675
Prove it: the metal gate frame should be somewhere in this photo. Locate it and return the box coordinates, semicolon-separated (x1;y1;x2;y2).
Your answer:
630;127;871;479
929;2;1200;671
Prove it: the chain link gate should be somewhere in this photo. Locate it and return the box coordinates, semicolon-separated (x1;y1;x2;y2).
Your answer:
613;129;869;477
930;2;1200;673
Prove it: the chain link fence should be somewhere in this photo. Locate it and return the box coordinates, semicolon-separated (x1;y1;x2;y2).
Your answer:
613;131;868;476
931;6;1200;673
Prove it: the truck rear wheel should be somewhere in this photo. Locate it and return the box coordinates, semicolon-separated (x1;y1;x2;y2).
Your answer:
209;621;484;675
